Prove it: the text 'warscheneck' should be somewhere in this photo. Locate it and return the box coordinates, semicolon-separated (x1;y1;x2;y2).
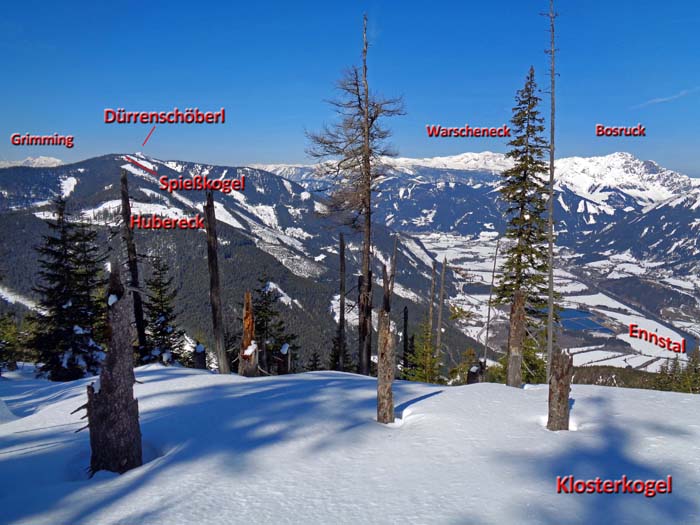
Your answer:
105;108;225;124
426;124;511;138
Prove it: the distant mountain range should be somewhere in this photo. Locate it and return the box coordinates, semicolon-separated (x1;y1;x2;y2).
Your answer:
0;151;697;372
0;157;63;169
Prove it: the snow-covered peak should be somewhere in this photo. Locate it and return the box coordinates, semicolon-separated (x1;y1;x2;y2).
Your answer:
385;151;513;173
0;156;63;168
554;152;692;206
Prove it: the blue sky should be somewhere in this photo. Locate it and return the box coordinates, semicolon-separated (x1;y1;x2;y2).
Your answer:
1;1;699;175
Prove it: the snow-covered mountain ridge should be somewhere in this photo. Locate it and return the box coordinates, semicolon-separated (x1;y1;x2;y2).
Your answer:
0;151;697;374
258;151;696;210
0;156;63;168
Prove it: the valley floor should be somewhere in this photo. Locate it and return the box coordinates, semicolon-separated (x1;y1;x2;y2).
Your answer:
1;366;699;524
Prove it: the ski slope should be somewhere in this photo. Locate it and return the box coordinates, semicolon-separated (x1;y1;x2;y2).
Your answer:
1;366;699;524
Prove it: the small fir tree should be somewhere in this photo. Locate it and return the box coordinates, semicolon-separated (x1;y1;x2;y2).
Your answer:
306;351;322;371
329;327;352;371
143;256;185;365
252;279;299;375
448;348;479;385
405;319;441;384
0;314;19;375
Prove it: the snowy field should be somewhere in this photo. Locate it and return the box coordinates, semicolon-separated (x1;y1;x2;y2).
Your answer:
1;366;700;524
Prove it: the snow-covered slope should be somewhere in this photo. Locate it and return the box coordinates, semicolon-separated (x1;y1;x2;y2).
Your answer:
1;366;699;524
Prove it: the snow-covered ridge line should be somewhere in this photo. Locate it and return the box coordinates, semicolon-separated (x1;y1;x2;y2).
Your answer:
0;156;63;168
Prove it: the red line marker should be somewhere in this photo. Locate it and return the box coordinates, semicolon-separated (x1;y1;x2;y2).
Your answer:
142;125;157;146
123;155;160;177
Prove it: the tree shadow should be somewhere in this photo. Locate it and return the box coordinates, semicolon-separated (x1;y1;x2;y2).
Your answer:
471;395;699;524
1;369;442;524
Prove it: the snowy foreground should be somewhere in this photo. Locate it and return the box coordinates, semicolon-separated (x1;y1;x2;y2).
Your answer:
1;366;700;525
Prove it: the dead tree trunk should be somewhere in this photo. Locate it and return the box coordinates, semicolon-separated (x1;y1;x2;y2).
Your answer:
547;348;573;431
483;238;500;365
506;290;526;388
377;240;398;424
357;14;373;377
338;232;347;371
402;306;408;368
193;341;207;369
435;256;447;354
545;0;558;383
238;290;258;377
119;169;147;357
203;190;230;374
86;264;142;475
428;261;437;340
358;271;372;375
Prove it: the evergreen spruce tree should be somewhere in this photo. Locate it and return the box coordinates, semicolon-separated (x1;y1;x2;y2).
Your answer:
143;255;185;365
494;66;550;318
69;221;108;369
400;334;416;379
306;351;322;372
493;67;551;386
0;314;19;375
329;326;352;371
486;342;547;385
405;320;441;384
252;278;299;375
653;360;673;391
448;348;479;385
31;199;106;381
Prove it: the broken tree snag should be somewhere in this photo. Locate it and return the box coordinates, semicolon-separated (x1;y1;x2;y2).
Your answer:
338;232;346;372
377;240;398;424
120;169;147;355
87;264;142;475
193;341;207;369
547;348;573;431
203;190;230;374
239;290;258;377
435;257;447;353
506;290;526;388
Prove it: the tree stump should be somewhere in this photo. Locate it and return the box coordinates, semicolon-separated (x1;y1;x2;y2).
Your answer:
547;348;573;431
193;341;207;369
238;291;258;377
506;290;526;388
86;267;142;475
377;245;397;424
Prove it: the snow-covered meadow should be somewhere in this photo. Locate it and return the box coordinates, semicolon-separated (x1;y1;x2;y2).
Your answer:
1;365;699;524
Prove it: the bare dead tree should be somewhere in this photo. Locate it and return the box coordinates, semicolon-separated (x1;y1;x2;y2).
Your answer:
506;290;526;388
306;14;404;375
428;260;437;343
402;305;409;367
483;238;500;365
435;256;448;354
547;348;572;430
203;190;230;374
239;290;258;377
85;263;142;475
338;233;347;371
377;238;398;424
119;169;147;356
545;0;558;382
